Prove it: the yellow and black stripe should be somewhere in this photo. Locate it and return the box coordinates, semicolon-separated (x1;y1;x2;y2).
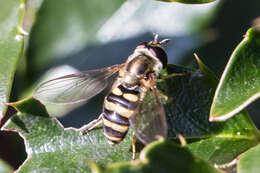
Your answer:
103;84;140;145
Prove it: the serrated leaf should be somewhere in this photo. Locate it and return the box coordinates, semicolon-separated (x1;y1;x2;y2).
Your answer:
210;25;260;121
4;97;133;173
4;64;260;172
0;0;24;119
237;143;260;173
158;0;216;4
160;64;260;164
96;140;221;173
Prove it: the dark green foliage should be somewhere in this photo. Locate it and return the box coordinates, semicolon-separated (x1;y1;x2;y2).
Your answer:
1;0;260;173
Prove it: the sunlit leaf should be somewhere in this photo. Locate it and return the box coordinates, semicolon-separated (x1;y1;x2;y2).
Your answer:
5;97;133;172
4;63;260;172
238;143;260;173
0;0;24;120
210;25;260;121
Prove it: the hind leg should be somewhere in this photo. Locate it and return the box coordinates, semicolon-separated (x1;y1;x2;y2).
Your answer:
132;133;136;160
80;114;103;134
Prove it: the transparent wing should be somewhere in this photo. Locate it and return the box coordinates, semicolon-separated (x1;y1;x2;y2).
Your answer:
130;88;168;145
33;64;124;104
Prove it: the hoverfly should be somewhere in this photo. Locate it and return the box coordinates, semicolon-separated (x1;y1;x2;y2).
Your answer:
34;34;171;159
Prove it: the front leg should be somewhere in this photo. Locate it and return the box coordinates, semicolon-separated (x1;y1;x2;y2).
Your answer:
159;72;187;80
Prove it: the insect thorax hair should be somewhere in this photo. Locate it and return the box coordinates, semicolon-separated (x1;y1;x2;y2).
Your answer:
127;48;163;75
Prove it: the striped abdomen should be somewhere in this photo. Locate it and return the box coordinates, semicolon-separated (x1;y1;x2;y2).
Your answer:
102;84;140;145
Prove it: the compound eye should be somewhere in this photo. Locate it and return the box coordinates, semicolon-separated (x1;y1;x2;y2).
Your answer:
149;47;168;68
136;42;147;49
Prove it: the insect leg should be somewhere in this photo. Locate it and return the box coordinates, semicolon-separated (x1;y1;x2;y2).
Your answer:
130;91;147;160
145;73;169;101
80;114;103;134
157;92;168;101
132;133;136;160
159;72;187;79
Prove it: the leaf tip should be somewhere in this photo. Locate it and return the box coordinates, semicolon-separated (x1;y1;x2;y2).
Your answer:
209;112;236;122
209;115;215;122
194;53;205;72
193;53;200;62
193;53;218;84
177;134;187;146
7;97;49;117
193;53;206;72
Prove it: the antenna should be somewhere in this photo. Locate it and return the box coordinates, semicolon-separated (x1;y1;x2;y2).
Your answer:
159;39;170;45
152;33;170;45
154;34;159;42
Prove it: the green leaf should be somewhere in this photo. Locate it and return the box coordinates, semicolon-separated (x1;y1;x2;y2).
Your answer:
160;64;260;164
0;0;25;118
210;25;260;121
158;0;216;4
238;143;260;173
0;159;12;173
194;53;218;85
4;97;133;173
95;140;221;173
187;134;258;164
26;0;124;80
4;63;259;172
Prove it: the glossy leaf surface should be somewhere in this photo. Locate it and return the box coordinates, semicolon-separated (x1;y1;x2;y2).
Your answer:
160;64;260;164
4;63;260;172
95;140;221;173
210;25;260;121
238;143;260;173
0;0;24;119
5;98;133;173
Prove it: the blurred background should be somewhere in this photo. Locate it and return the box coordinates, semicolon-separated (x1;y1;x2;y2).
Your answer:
1;0;260;170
